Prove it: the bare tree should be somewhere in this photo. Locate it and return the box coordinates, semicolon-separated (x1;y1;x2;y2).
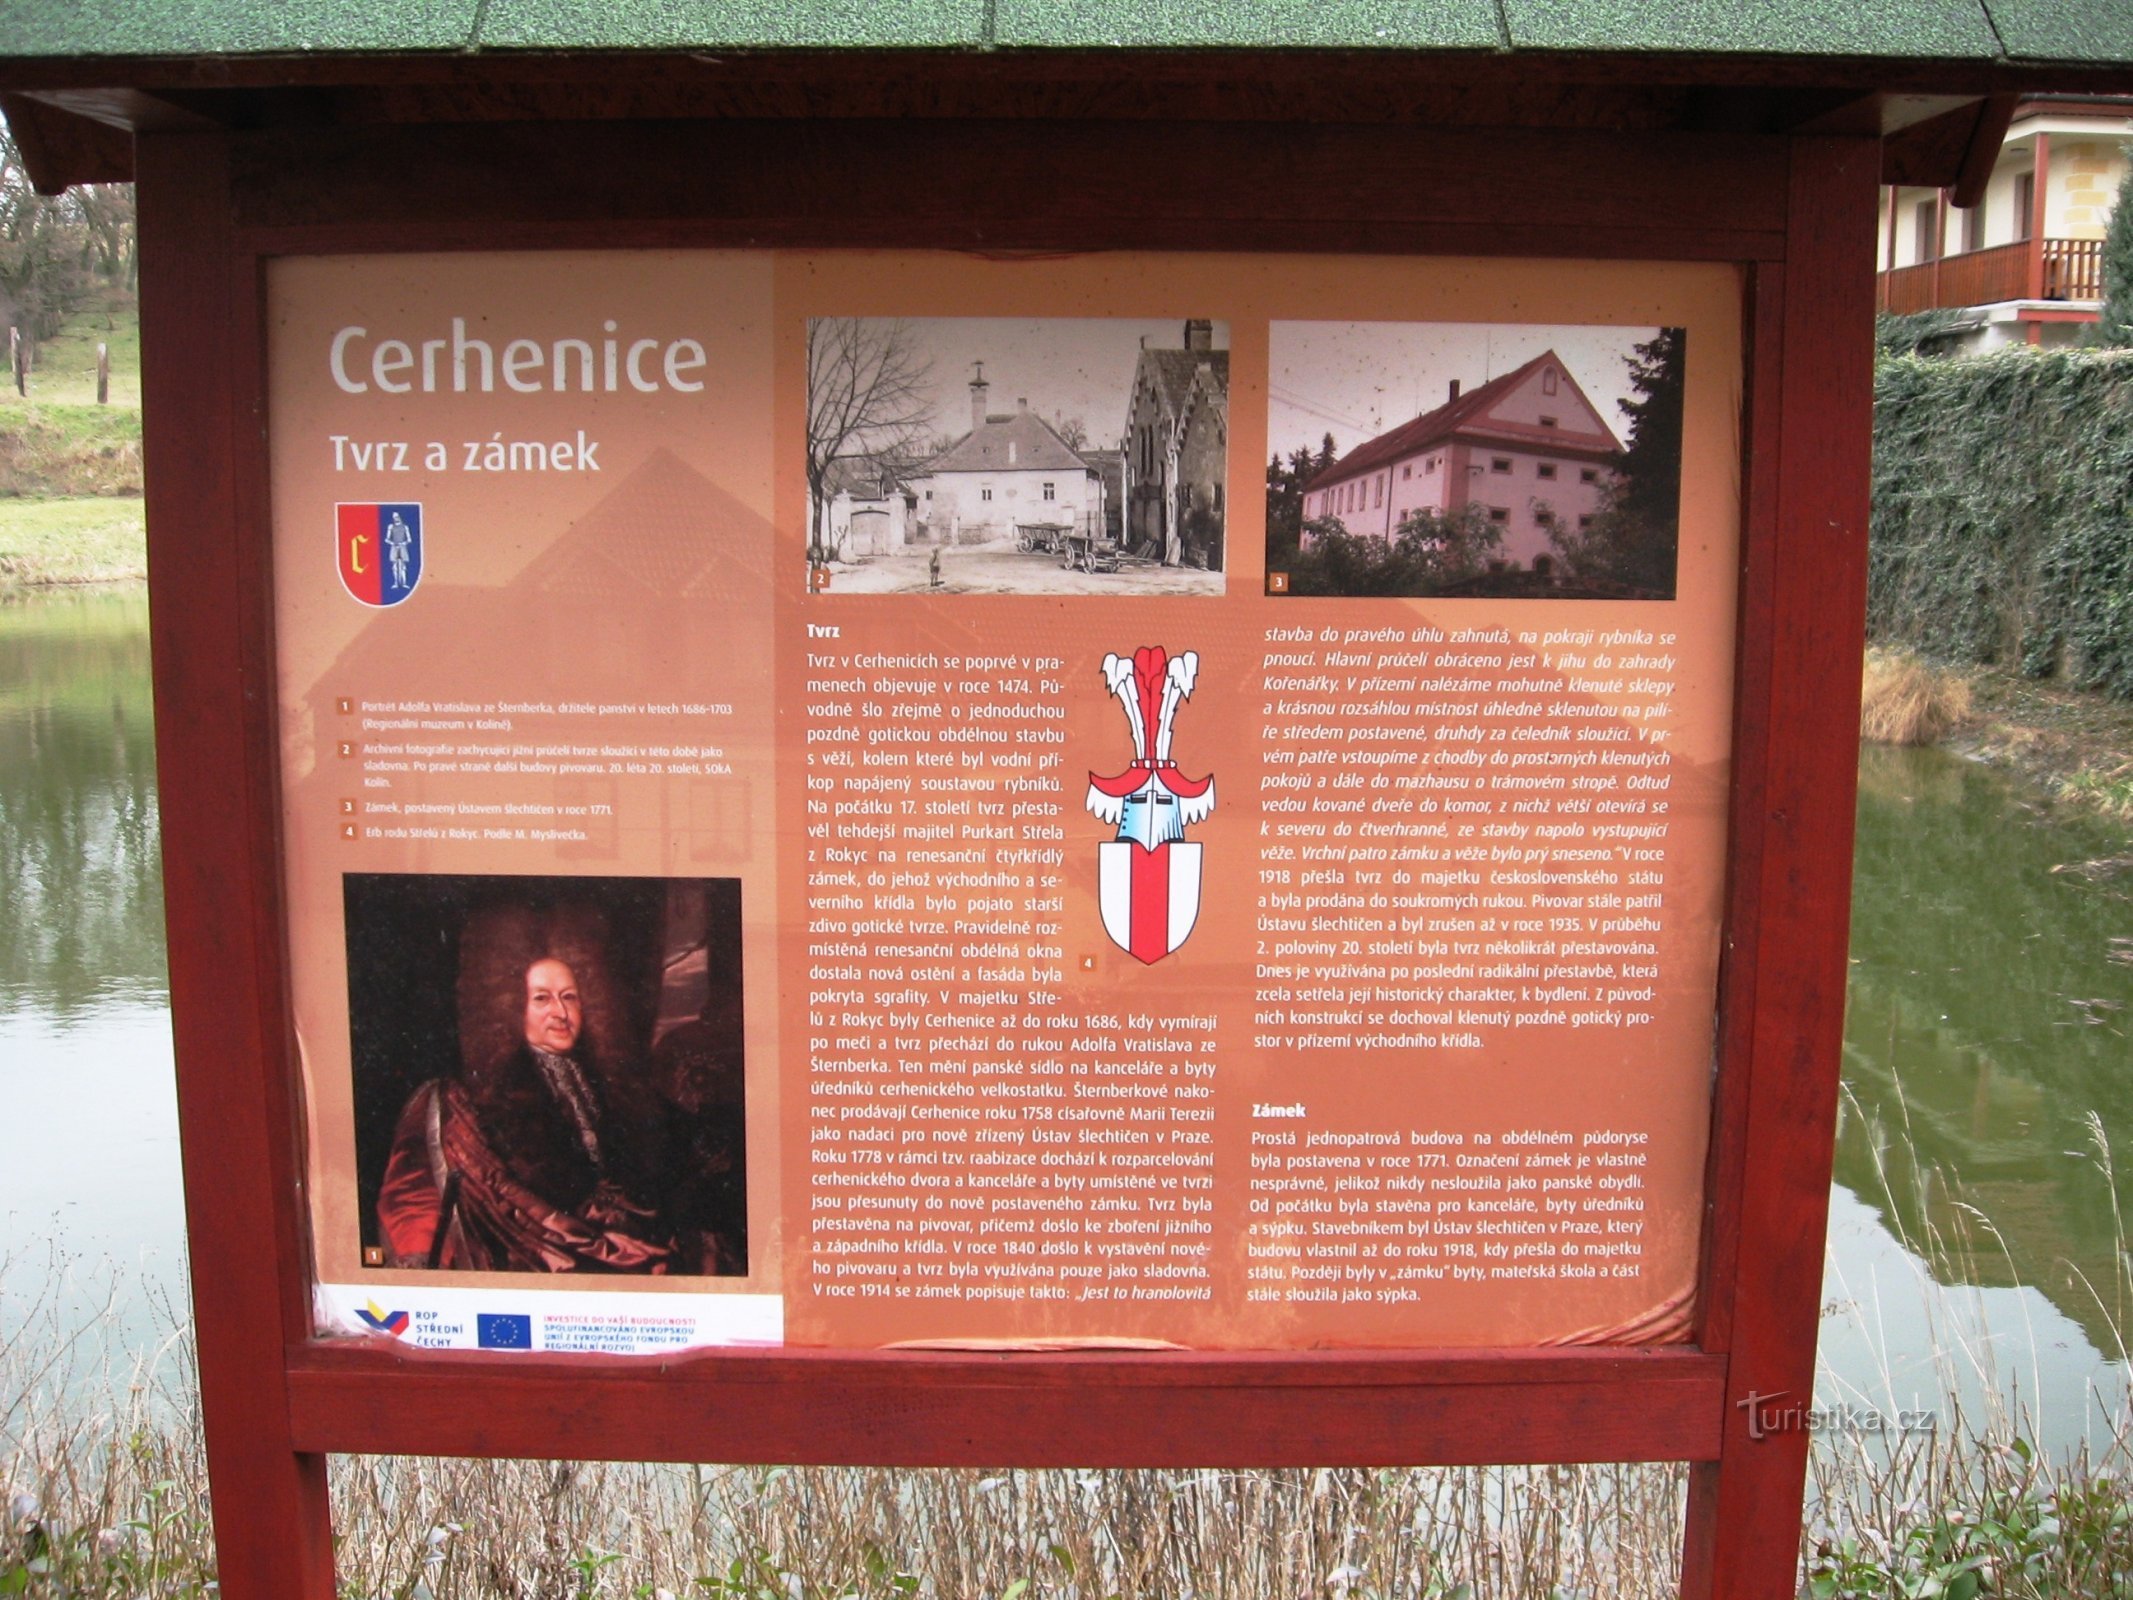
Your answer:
0;115;136;345
805;319;936;561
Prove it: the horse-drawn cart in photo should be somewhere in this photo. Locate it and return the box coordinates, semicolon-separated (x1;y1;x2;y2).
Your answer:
1058;529;1123;573
1014;520;1071;556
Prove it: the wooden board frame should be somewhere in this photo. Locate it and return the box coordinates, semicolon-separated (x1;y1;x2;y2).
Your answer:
136;117;1878;1600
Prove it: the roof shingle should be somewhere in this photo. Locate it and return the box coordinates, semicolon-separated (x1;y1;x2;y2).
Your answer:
926;410;1090;475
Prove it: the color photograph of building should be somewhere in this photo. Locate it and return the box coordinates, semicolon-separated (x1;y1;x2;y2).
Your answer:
1266;322;1684;600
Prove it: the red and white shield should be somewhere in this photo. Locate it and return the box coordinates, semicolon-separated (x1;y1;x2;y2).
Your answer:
1098;840;1203;965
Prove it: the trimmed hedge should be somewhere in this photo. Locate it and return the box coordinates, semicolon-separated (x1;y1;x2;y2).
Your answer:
1871;347;2133;699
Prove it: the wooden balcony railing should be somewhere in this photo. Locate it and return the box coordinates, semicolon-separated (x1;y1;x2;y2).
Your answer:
1877;237;2106;314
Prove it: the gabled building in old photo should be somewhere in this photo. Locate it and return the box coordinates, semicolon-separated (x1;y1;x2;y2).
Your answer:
1122;320;1229;569
913;366;1101;544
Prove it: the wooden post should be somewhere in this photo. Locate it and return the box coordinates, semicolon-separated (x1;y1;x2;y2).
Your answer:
96;340;109;404
2029;132;2051;298
136;128;340;1600
1931;186;1947;306
1678;133;1880;1600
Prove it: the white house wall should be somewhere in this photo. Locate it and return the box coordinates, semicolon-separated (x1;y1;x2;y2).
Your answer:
1306;445;1608;569
1473;448;1610;568
924;468;1092;541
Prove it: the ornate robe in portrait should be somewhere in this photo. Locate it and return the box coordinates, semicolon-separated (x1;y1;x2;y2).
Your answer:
377;1044;674;1273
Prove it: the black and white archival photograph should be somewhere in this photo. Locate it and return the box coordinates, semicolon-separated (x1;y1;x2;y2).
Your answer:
805;316;1229;596
1266;322;1686;600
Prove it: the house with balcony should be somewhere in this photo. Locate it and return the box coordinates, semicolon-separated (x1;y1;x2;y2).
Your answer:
1878;97;2133;348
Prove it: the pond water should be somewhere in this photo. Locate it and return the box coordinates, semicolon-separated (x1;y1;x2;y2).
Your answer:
2;589;2129;1448
0;589;185;1362
1823;743;2133;1452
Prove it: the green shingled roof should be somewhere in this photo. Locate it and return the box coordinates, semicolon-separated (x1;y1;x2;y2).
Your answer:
1989;0;2133;63
992;0;1502;51
477;0;985;51
0;1;479;56
1500;0;2002;58
0;0;2124;62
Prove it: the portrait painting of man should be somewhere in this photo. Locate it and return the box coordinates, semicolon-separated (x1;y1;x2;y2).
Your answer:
344;874;747;1277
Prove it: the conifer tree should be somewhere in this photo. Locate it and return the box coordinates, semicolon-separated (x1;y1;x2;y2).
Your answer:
2094;155;2133;346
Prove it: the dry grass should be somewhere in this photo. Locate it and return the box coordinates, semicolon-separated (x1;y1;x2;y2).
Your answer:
0;405;142;500
1951;664;2133;821
1800;1102;2133;1600
2055;760;2133;820
1860;650;1973;747
306;1455;1686;1600
4;1310;1692;1600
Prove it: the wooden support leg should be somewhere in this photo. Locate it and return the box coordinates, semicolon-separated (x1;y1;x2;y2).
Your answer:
137;129;339;1600
1679;134;1881;1600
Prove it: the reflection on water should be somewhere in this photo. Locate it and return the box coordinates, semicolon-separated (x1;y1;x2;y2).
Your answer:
0;589;165;1012
3;595;2132;1439
1825;744;2133;1449
0;590;182;1338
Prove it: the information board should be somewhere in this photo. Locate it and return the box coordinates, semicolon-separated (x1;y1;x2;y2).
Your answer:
272;250;1741;1354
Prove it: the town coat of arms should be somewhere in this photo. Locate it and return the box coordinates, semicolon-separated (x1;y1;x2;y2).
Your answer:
1086;646;1216;964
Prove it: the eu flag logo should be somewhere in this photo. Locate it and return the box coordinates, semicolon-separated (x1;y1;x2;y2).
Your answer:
476;1313;533;1350
337;502;423;607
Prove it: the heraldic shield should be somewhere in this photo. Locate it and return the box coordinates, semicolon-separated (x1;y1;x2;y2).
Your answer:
337;501;423;607
1086;646;1215;965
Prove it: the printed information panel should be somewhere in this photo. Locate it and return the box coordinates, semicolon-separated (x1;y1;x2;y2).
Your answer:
274;251;1740;1353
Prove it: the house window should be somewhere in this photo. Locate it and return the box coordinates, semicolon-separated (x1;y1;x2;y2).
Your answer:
1536;462;1558;481
1042;481;1055;501
1580;467;1599;485
1427;456;1438;474
1490;457;1512;474
1374;476;1384;508
980;487;993;502
1539;415;1558;428
1488;507;1509;524
1402;464;1412;480
1961;202;1985;253
1914;197;1939;263
2015;171;2036;241
1542;367;1559;396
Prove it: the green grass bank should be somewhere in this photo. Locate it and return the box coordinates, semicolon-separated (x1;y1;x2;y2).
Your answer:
0;284;144;587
